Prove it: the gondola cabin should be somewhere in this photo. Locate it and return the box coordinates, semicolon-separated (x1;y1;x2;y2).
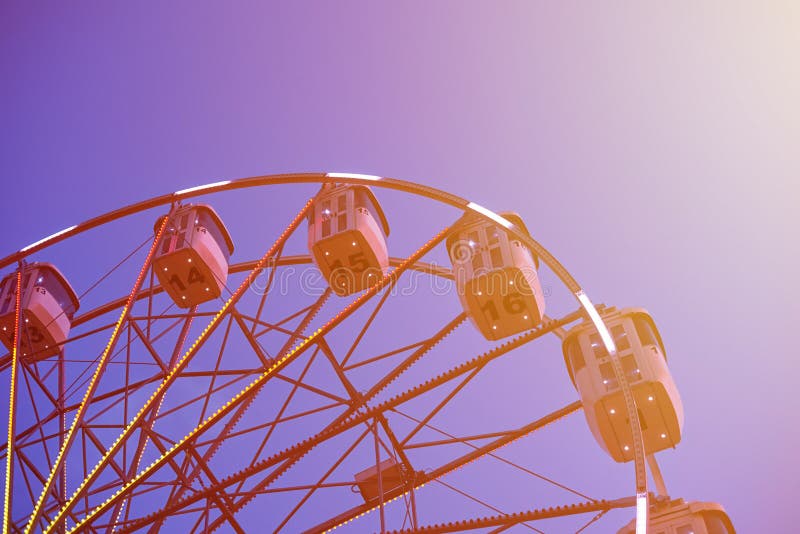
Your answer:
308;183;390;296
447;212;545;341
618;499;736;534
353;458;406;503
152;204;234;308
562;307;684;462
0;263;80;361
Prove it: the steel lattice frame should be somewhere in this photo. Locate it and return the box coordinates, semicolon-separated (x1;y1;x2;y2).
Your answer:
0;174;652;533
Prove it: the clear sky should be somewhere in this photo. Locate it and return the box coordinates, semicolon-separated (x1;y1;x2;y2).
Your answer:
1;2;798;532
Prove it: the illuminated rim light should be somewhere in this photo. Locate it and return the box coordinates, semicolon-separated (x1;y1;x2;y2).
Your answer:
636;493;648;534
20;225;78;252
174;180;232;196
575;291;617;354
467;202;513;229
325;172;382;181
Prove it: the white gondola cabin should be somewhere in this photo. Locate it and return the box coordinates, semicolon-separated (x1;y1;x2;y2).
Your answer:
0;263;80;361
562;307;684;462
446;212;545;341
618;499;736;534
308;183;390;296
153;204;234;308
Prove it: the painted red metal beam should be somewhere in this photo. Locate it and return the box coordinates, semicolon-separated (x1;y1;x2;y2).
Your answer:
117;314;580;533
382;496;637;533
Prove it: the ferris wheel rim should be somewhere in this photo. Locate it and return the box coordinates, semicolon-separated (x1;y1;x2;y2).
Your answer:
0;172;580;292
1;173;651;532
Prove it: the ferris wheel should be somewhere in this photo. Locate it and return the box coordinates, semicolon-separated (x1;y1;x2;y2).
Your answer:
0;174;734;533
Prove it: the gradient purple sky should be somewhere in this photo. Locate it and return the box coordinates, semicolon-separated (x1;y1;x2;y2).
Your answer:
1;3;799;532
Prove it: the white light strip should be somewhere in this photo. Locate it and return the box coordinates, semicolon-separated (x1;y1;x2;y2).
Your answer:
636;493;648;534
20;225;78;252
466;202;513;229
576;290;617;354
325;172;382;181
174;180;232;196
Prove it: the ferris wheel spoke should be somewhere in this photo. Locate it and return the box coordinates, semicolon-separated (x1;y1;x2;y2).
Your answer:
399;363;486;448
250;299;326;339
177;291;336;505
23;216;171;534
199;229;458;532
161;312;476;530
56;310;183;419
39;199;316;534
227;346;323;497
143;432;245;534
169;245;437;527
178;318;575;533
229;311;274;364
74;226;451;533
69;307;571;532
302;401;583;533
274;425;372;534
245;240;286;339
382;496;634;534
15;362;57;477
432;478;544;533
392;407;596;502
339;285;393;369
104;311;197;534
3;271;22;534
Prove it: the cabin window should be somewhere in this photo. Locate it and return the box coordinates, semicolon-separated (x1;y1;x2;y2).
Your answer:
485;226;504;269
621;354;642;382
337;212;348;231
354;188;380;222
612;325;630;352
161;235;172;255
467;231;480;258
337;193;347;212
599;362;617;391
490;247;503;269
37;270;77;318
487;227;500;246
675;524;694;534
634;317;658;348
471;252;484;272
197;210;232;260
589;333;607;359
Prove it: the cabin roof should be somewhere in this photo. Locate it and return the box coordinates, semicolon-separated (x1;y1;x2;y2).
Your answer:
561;307;667;387
25;262;80;312
154;203;235;255
445;211;538;266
